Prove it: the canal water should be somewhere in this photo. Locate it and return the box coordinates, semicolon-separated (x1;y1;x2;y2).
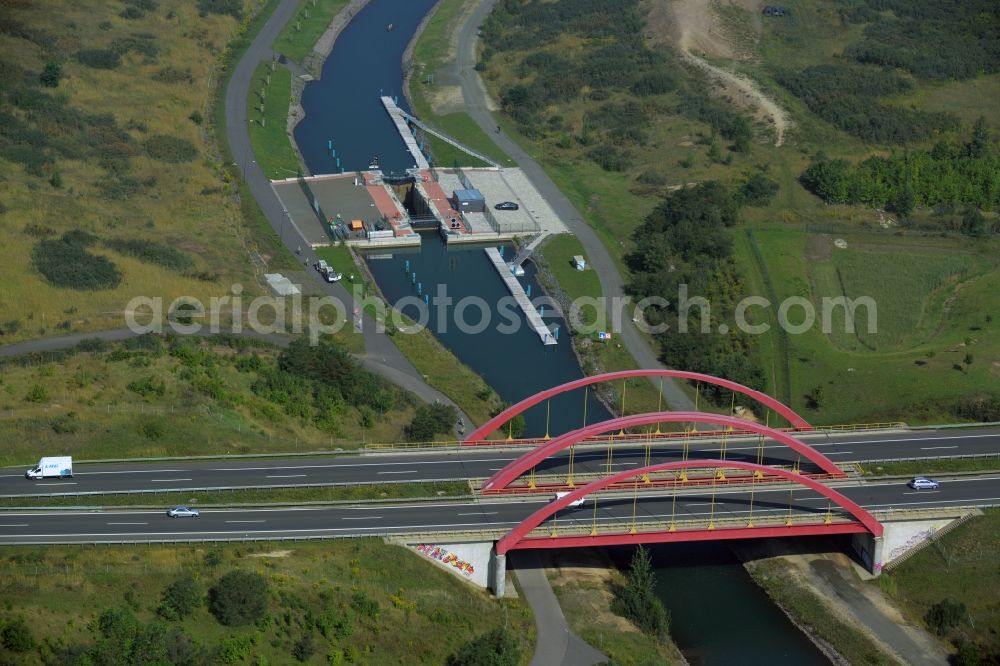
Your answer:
295;0;438;176
293;1;829;663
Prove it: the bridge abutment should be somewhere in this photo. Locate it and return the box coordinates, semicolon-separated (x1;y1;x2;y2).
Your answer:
489;545;506;597
851;532;885;576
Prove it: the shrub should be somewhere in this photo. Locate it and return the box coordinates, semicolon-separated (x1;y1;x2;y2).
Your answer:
587;144;630;172
152;66;193;83
157;575;203;620
138;421;165;440
39;62;63;87
76;48;122;69
631;71;676;96
291;632;315;662
209;571;268;626
2;616;35;652
51;413;80;434
25;385;49;403
447;628;520;666
144;134;198;162
32;232;123;290
405;403;457;441
349;591;379;619
105;238;194;271
636;170;666;186
197;0;242;18
924;598;965;636
738;173;779;206
189;110;203;125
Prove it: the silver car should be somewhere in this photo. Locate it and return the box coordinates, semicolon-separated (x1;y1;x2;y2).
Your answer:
166;506;200;518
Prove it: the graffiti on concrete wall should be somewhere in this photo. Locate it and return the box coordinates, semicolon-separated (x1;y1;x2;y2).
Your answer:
414;544;475;576
887;528;936;564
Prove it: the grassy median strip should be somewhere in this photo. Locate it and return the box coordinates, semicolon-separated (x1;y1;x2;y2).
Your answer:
864;457;1000;476
0;481;470;509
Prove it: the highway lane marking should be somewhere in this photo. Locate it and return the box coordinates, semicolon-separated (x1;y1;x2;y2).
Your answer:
342;516;382;520
458;512;498;516
107;522;148;525
920;446;958;450
226;520;265;524
206;458;516;473
151;478;192;482
0;524;29;527
903;491;939;495
266;474;307;478
377;470;418;475
36;482;77;486
823;451;853;455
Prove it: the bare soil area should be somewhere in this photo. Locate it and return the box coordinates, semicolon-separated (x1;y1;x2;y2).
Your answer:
644;0;792;145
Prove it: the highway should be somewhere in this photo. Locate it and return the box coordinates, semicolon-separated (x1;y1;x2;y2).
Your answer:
1;427;998;498
0;474;997;545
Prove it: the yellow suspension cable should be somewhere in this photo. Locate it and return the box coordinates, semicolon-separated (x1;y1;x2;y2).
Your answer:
566;446;576;488
824;500;833;525
544;401;551;440
629;477;639;534
708;475;717;530
747;474;756;528
582;386;588;429
680;430;689;483
606;436;614;476
591;495;599;537
528;466;536;490
669;484;678;532
786;488;794;527
643;429;652;483
507;418;513;441
618;379;627;436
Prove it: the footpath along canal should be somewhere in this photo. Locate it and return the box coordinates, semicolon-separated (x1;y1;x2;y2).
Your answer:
292;1;831;663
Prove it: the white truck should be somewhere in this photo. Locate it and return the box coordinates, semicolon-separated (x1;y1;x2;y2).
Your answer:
25;456;73;480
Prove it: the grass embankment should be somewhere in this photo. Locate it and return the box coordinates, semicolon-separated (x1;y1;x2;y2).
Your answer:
747;559;897;664
746;229;1000;424
546;551;686;665
0;336;415;466
246;61;301;178
406;0;514;168
273;0;350;64
0;0;276;341
875;509;1000;659
0;481;470;508
0;539;534;665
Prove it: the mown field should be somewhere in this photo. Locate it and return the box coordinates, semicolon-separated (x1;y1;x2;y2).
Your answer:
273;0;348;64
0;0;279;343
876;509;1000;662
0;334;422;466
246;60;300;178
0;539;534;665
746;229;1000;423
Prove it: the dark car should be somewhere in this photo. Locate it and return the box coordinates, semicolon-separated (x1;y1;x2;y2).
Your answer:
494;201;519;211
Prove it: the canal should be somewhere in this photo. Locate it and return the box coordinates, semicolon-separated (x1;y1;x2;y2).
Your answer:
292;1;830;663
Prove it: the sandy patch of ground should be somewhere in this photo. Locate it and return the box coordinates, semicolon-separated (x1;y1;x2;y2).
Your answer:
429;85;466;115
543;550;637;634
644;0;792;146
248;549;293;558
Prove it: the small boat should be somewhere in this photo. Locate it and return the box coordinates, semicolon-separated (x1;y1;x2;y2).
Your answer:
367;155;380;170
385;23;394;31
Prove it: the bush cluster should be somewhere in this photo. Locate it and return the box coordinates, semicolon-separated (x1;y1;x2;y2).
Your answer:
31;231;123;291
105;238;195;271
144;134;198;162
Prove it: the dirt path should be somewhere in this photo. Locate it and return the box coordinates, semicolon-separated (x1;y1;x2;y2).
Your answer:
646;0;792;146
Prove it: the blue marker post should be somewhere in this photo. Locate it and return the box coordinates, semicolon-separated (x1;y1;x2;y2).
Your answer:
539;305;545;317
405;260;410;272
394;95;398;106
417;283;422;295
327;139;332;150
526;284;532;298
336;157;340;168
554;325;560;341
424;294;429;305
412;272;416;285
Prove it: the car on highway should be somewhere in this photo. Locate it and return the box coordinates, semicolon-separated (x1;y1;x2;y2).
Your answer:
555;491;585;507
166;506;200;518
494;201;519;211
907;476;940;490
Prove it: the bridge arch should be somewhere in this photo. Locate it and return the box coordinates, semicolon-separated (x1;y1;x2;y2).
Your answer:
482;411;843;492
464;370;810;443
496;459;882;555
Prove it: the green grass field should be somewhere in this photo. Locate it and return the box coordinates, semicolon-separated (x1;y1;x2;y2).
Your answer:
273;0;350;64
0;539;534;665
875;509;1000;659
246;62;302;178
745;229;1000;423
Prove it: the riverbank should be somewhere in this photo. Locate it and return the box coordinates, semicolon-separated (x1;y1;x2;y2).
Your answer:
737;540;947;665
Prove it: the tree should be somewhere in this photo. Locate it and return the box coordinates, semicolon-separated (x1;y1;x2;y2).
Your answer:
924;598;965;636
611;546;670;639
39;62;63;87
966;116;990;159
291;632;315;662
157;574;204;620
446;627;521;666
209;571;268;626
2;616;35;652
960;208;987;237
405;403;457;441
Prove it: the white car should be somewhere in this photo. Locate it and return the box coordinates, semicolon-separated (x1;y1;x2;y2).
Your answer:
555;491;585;507
324;269;342;283
166;506;200;518
907;477;940;491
